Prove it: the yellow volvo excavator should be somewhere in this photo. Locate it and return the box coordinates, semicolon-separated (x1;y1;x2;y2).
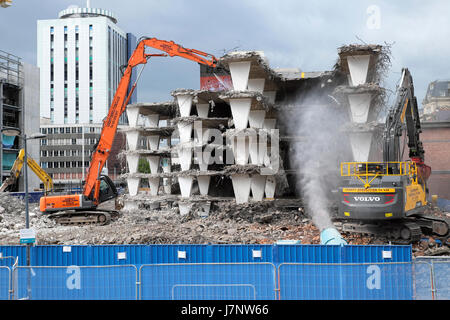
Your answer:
0;149;53;194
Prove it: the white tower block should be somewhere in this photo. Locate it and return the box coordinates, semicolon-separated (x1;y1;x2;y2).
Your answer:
229;61;251;91
231;174;252;204
232;135;250;165
197;175;211;196
196;103;209;118
146;114;160;128
147;156;160;174
349;132;373;162
265;175;276;199
126;131;140;151
147;135;160;151
251;174;266;201
229;98;251;130
126;108;140;128
347;55;370;86
176;94;193;117
249;110;266;128
177;123;193;143
178;147;192;171
127;177;140;196
348;93;372;123
178;176;194;198
263;91;276;104
148;177;160;196
248;78;265;93
126;154;140;174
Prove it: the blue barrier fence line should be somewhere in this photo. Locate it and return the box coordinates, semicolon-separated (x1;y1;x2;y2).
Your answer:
0;267;11;300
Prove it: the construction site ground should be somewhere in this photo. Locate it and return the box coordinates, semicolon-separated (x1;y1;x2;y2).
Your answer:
0;193;449;257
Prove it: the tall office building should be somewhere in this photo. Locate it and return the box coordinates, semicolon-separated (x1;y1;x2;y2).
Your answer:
37;4;136;125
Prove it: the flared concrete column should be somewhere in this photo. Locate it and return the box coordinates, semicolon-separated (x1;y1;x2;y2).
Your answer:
176;94;193;117
179;202;193;216
231;174;252;204
229;98;251;130
349;132;373;162
247;78;265;93
126;131;140;151
263;119;277;130
146;114;160;128
198;202;211;218
179;176;194;198
348;93;372;123
127;177;140;196
229;61;251;91
177;123;193;144
251;174;266;201
147;135;160;151
126;154;140;174
197;175;211;196
265;175;276;199
196;103;209;118
248;134;260;165
232;135;249;165
148;177;160;196
198;151;212;171
178;147;192;171
126;108;140;128
347;55;370;86
248;110;266;129
161;158;171;194
147;156;160;174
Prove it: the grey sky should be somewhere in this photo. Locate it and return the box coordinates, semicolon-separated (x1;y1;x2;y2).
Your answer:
1;0;449;107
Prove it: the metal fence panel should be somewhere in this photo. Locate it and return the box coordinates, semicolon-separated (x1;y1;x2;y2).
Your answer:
14;265;138;300
0;267;10;300
412;261;433;300
432;261;450;300
140;263;277;300
278;263;413;300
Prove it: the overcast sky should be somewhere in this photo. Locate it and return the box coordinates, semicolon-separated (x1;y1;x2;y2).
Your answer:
1;0;449;107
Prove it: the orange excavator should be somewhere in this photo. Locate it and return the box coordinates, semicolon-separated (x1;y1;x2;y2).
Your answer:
39;37;217;225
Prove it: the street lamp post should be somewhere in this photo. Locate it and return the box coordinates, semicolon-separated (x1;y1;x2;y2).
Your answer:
2;128;46;299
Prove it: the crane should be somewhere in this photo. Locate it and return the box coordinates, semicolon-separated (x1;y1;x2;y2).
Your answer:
39;37;217;225
337;68;449;243
0;149;53;194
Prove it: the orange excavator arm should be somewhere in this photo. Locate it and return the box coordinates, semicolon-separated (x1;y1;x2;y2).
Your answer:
83;37;217;203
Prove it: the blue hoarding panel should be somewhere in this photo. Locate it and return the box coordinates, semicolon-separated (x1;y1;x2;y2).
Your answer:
0;267;10;300
140;263;277;300
15;266;137;300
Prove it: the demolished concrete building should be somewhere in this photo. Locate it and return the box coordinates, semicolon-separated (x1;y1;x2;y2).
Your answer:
117;44;392;219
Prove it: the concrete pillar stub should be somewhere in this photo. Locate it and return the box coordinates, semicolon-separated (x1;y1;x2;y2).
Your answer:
248;78;266;93
251;174;267;201
263;118;277;130
347;55;370;86
229;98;251;130
196;103;209;118
229;61;251;91
147;156;160;174
179;176;194;198
198;202;211;218
179;202;192;216
178;147;192;171
249;110;266;128
146;114;160;128
265;175;276;199
126;154;140;174
125;131;140;151
127;177;140;196
197;175;211;196
126;108;140;128
147;135;160;151
231;174;252;204
348;93;372;123
176;94;193;117
349;131;373;162
148;177;160;196
178;123;193;143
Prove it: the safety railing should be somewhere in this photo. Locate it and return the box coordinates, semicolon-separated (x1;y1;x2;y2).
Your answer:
0;261;448;300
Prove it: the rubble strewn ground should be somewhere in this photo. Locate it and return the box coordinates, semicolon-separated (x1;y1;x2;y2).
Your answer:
0;194;448;257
